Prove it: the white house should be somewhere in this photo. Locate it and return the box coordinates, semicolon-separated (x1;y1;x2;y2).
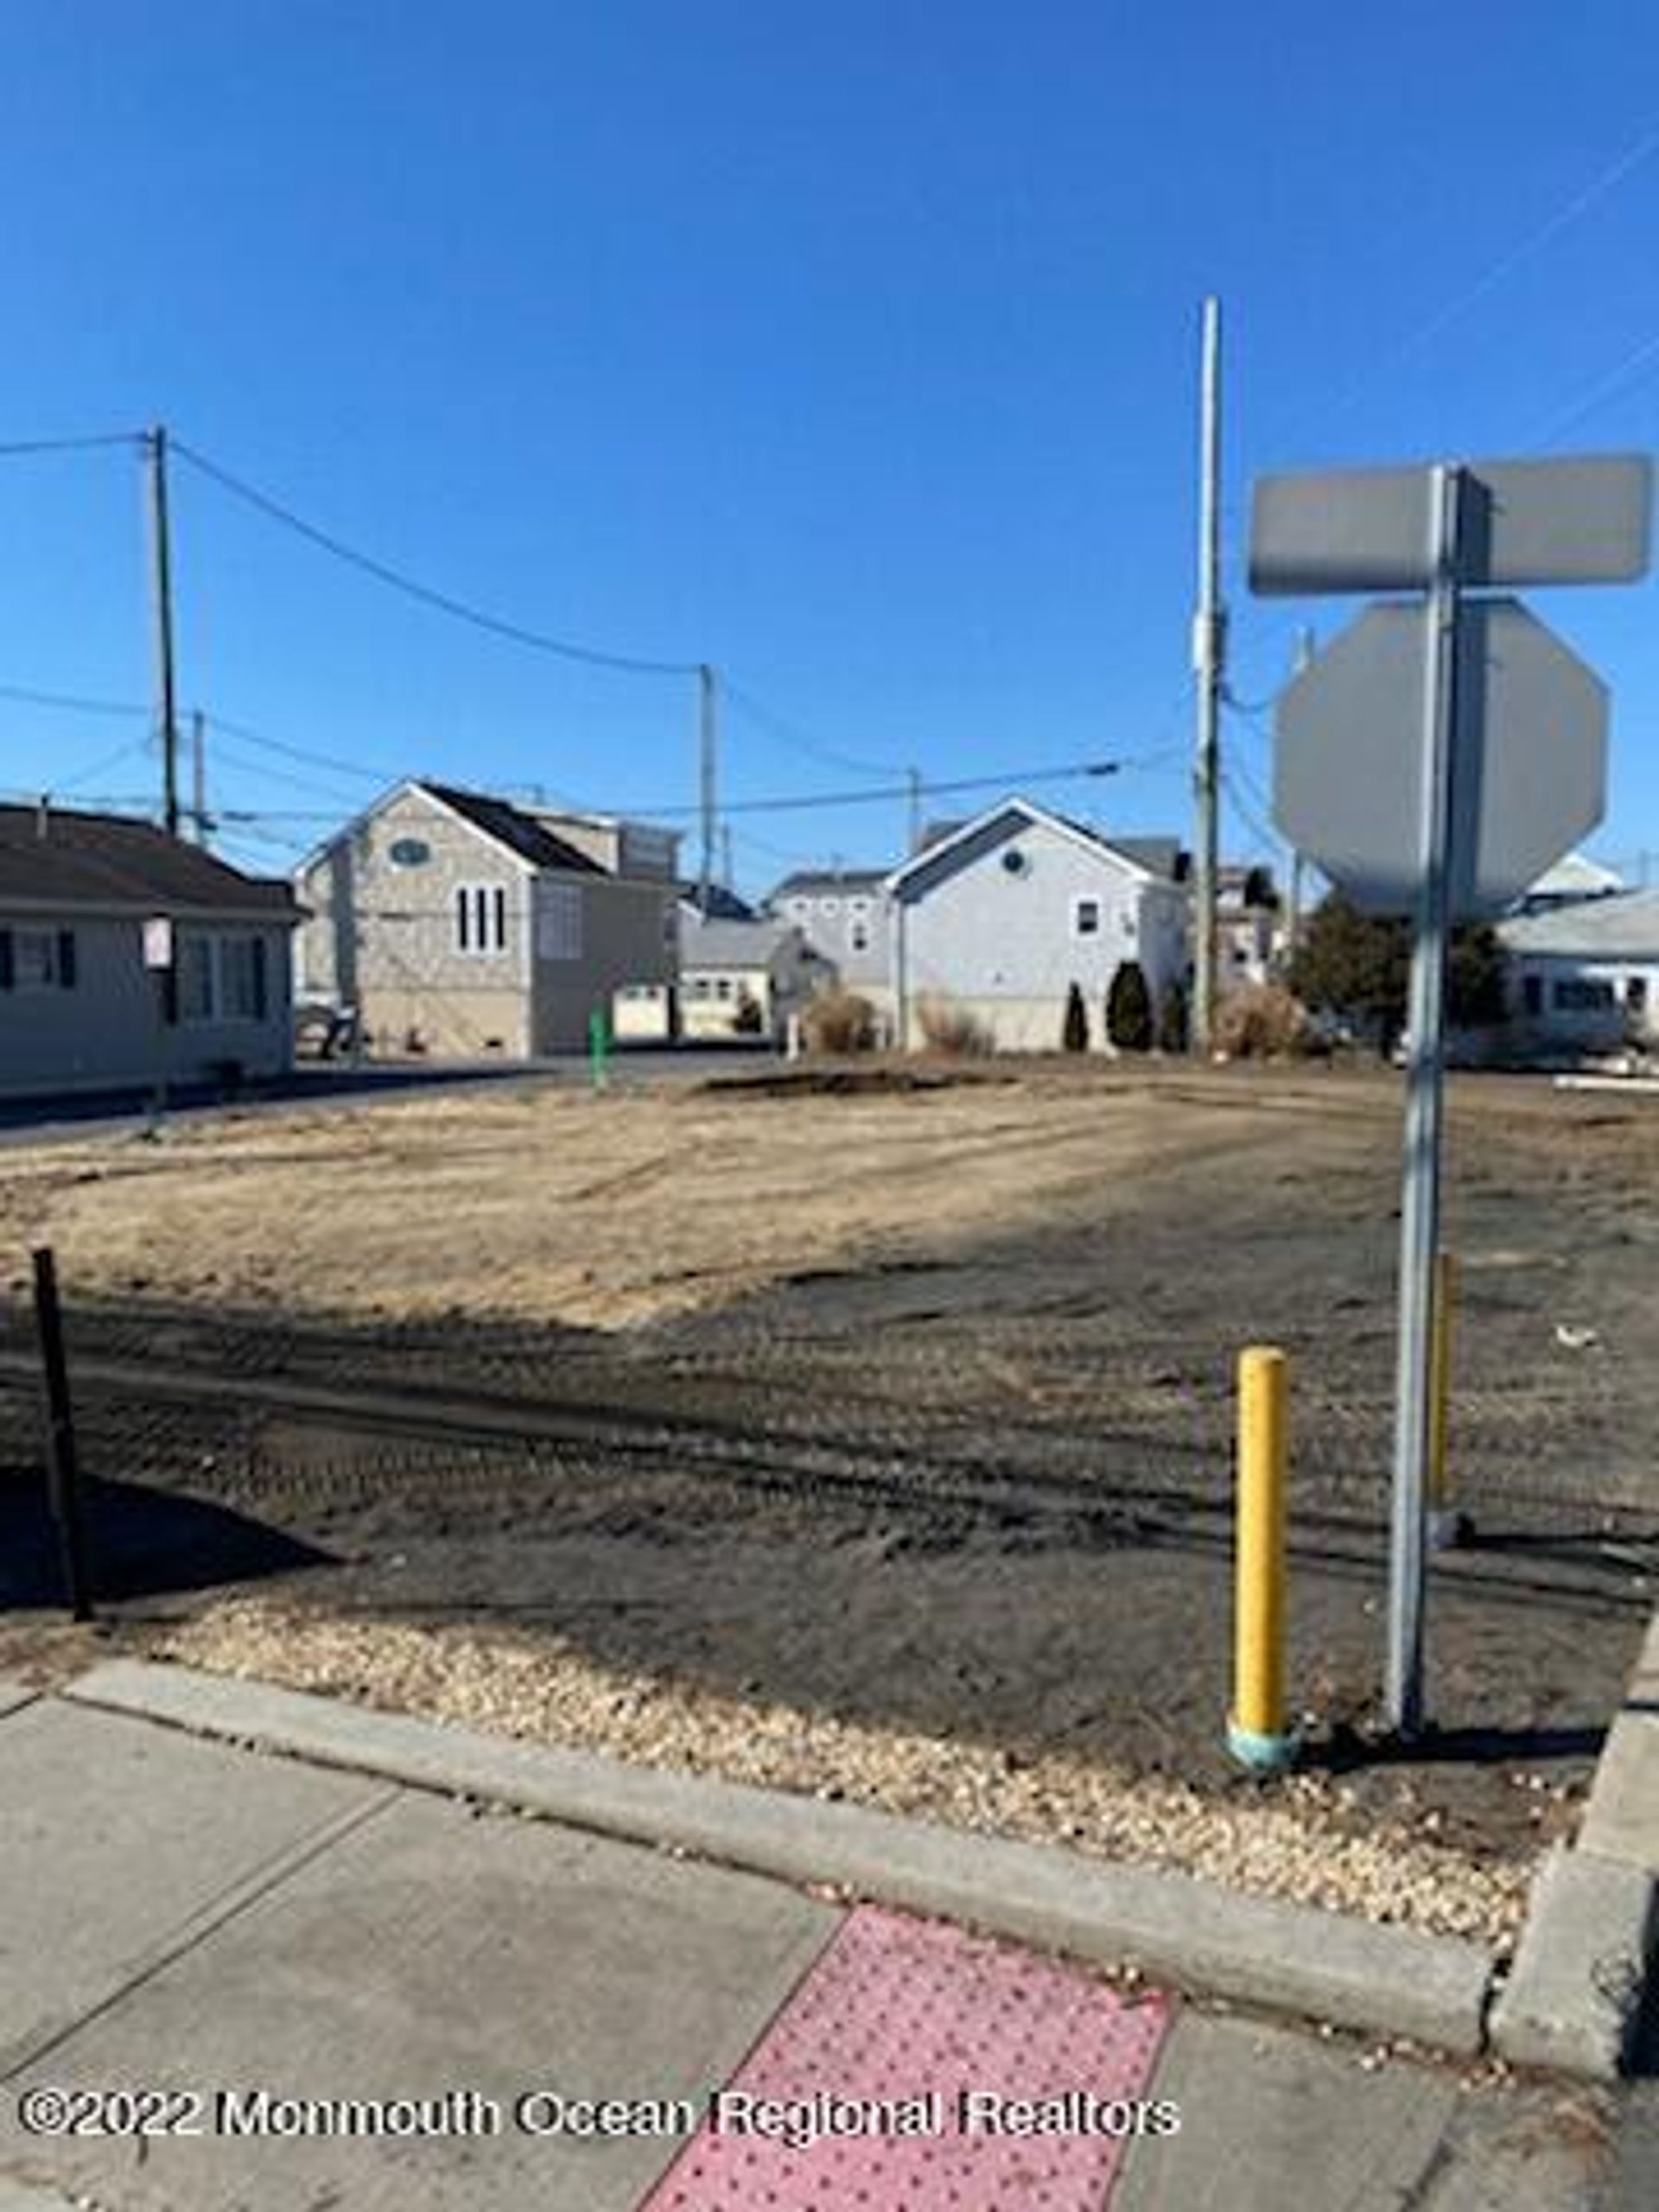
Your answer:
1497;887;1659;1056
887;798;1189;1052
677;913;836;1043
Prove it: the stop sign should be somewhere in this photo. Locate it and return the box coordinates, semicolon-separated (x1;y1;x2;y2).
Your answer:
1274;597;1608;918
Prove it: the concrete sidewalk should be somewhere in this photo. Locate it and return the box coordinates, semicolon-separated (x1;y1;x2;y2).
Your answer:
0;1676;1612;2209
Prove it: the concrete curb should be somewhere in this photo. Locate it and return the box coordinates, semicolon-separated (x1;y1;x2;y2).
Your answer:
1491;1609;1659;2082
64;1658;1495;2056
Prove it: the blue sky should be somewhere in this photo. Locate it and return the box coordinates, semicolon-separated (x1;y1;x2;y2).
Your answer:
2;2;1657;896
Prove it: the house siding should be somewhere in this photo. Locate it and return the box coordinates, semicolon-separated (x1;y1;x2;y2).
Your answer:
896;816;1185;1052
531;876;675;1053
0;912;293;1096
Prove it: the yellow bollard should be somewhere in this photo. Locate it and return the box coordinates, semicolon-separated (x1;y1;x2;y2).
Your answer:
1427;1250;1461;1549
1229;1345;1294;1772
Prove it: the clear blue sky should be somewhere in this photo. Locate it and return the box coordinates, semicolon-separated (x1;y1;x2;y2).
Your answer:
2;1;1657;896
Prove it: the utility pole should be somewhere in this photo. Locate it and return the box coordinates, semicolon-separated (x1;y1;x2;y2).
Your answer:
698;663;717;909
1191;298;1226;1056
144;424;181;839
190;709;209;847
908;766;923;853
721;823;734;890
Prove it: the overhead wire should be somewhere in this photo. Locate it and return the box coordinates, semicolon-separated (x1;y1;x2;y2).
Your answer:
169;436;702;679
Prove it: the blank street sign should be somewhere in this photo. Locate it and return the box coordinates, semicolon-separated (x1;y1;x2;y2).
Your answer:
1274;597;1608;917
1250;454;1652;594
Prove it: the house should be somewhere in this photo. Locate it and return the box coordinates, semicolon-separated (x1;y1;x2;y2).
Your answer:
1217;864;1280;988
766;868;896;1031
1514;851;1625;914
887;798;1189;1052
0;802;301;1097
677;913;836;1043
1497;888;1659;1057
294;781;680;1059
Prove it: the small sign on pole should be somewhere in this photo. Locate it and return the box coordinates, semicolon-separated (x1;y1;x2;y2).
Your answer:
143;916;174;969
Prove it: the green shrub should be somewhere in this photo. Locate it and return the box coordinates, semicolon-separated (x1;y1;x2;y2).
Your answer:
1062;981;1090;1052
1106;961;1154;1052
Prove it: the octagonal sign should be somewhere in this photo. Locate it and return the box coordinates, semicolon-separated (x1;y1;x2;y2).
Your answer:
1274;598;1607;918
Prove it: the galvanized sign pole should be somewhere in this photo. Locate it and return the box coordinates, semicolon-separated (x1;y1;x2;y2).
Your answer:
1387;463;1462;1736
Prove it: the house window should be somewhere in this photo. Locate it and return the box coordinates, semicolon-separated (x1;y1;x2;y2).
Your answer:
819;896;842;917
715;977;734;1000
1553;977;1616;1012
849;896;872;917
219;936;269;1022
178;932;216;1021
1072;898;1101;939
9;928;76;991
1522;976;1543;1017
849;918;870;954
1626;976;1649;1017
786;898;810;920
455;882;510;956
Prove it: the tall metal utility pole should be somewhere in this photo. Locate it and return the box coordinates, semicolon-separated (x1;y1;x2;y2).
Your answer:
190;709;208;846
721;823;734;890
1191;297;1226;1055
907;766;923;853
144;425;181;839
697;662;717;908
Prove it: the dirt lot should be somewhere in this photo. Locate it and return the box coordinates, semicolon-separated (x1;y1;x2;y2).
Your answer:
1;1061;1654;1942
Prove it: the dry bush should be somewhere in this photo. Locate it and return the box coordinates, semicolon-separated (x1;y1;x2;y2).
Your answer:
1214;982;1315;1060
916;992;995;1057
801;987;879;1054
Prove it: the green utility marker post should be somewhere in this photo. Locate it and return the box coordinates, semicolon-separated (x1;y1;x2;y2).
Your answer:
588;1007;610;1091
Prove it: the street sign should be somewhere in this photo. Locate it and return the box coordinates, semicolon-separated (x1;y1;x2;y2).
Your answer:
1274;597;1608;917
1250;453;1652;594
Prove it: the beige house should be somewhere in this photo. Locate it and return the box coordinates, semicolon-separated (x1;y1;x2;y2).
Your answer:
295;782;679;1058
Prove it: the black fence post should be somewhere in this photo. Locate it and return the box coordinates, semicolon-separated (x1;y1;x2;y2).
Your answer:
30;1246;92;1621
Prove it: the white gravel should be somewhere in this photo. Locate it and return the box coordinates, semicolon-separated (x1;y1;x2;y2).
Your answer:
156;1597;1536;1947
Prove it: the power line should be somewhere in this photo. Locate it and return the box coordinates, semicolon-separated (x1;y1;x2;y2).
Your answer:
1522;327;1659;449
0;680;149;719
169;437;701;679
201;709;396;787
722;677;900;779
0;430;143;458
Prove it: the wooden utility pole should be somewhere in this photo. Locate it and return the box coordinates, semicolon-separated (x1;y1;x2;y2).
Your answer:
908;766;923;853
145;425;181;839
191;708;209;846
1191;298;1226;1054
697;663;717;908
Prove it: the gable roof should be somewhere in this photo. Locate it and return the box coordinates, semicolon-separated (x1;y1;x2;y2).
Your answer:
678;880;755;921
886;796;1179;897
1497;887;1659;959
420;784;604;874
681;916;799;968
767;867;890;902
0;804;300;916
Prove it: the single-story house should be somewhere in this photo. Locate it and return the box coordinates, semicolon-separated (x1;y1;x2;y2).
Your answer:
766;867;896;1033
887;798;1190;1052
677;913;836;1043
0;802;301;1097
294;781;680;1059
1497;887;1659;1056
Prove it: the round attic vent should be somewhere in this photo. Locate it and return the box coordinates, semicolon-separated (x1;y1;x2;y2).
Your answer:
389;837;432;868
1001;846;1030;876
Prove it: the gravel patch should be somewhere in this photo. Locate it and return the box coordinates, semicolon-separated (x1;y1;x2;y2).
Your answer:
155;1596;1533;1948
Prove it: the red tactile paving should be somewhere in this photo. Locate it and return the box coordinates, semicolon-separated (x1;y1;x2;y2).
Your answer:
641;1904;1173;2211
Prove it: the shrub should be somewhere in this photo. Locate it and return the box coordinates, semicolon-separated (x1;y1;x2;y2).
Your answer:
1214;982;1314;1060
801;987;878;1055
1156;980;1188;1055
1105;961;1154;1052
1062;981;1090;1052
916;991;995;1056
732;991;766;1036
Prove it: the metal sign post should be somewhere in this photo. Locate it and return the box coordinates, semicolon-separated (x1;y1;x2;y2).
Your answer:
1387;465;1461;1735
1250;445;1649;1740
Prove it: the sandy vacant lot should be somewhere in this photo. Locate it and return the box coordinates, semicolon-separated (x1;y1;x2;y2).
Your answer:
2;1061;1654;1940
